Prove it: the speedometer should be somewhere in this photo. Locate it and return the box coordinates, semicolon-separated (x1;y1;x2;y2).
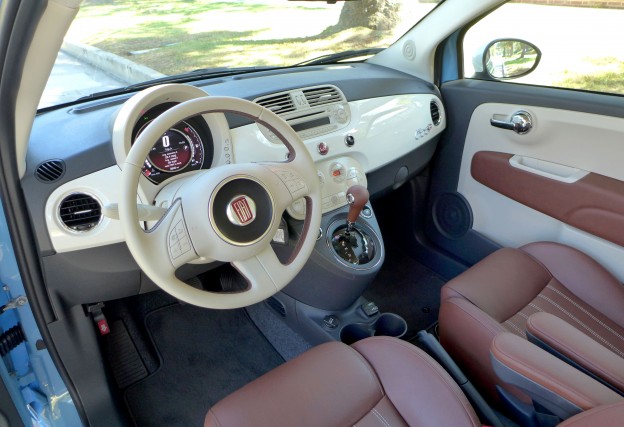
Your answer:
132;103;210;184
148;129;193;172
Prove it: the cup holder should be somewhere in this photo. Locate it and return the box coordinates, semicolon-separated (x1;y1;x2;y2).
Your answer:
339;313;407;345
373;313;408;338
340;323;372;345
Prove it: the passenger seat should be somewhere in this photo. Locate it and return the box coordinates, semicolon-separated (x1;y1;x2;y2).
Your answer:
439;242;624;402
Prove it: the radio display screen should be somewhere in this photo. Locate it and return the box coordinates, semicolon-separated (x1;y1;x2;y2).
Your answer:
291;117;330;132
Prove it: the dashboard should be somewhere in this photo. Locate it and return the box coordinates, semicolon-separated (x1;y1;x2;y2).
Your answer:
23;63;446;305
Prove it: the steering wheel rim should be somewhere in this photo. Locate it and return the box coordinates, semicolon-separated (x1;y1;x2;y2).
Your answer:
120;95;321;309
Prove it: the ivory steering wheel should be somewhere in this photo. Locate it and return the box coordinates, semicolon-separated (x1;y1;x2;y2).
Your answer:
119;96;321;309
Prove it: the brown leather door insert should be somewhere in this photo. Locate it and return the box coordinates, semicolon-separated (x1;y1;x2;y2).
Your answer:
471;151;624;247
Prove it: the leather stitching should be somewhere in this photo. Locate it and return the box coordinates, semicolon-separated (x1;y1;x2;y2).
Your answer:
364;336;480;426
344;345;385;397
532;297;624;358
503;318;525;336
491;337;594;408
448;298;505;337
528;316;624;388
372;408;391;427
546;284;624;343
207;409;224;427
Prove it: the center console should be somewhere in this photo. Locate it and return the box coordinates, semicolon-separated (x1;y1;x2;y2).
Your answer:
271;185;407;346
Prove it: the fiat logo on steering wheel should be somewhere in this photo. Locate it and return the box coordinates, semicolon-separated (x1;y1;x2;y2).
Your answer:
226;195;256;226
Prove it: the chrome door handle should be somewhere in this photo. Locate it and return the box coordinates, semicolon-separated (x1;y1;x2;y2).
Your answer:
490;111;533;134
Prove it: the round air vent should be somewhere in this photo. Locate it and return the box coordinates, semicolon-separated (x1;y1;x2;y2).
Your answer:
430;100;441;126
58;193;102;232
35;160;65;183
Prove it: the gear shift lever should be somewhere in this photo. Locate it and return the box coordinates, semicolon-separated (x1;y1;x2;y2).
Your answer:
345;185;369;234
330;185;375;266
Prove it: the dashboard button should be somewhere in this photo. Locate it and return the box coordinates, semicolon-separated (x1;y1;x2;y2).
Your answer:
179;236;191;252
330;162;345;182
317;170;325;186
175;220;185;236
169;231;179;246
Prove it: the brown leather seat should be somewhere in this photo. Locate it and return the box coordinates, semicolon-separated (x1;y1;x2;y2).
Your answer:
205;336;481;427
205;336;624;427
439;241;624;401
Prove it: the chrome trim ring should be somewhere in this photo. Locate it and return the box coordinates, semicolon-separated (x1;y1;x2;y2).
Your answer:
325;219;384;271
56;191;104;235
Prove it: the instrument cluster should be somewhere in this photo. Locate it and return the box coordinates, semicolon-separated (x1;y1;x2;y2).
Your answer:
131;102;214;184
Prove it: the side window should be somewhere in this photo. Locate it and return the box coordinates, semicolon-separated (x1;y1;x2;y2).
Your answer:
463;1;624;95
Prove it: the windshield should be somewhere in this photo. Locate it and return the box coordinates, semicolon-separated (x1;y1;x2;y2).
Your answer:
40;0;442;109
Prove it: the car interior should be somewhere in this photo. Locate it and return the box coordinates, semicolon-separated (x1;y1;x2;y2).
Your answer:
1;0;624;426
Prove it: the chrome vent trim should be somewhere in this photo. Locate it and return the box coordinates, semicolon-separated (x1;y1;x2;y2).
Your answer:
255;93;296;114
35;160;65;183
302;86;343;107
254;85;349;142
430;100;441;126
58;193;102;233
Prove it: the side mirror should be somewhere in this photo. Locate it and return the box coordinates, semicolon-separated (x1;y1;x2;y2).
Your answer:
482;39;541;80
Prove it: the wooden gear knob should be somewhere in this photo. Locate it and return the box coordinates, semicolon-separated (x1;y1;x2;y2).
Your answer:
346;185;369;224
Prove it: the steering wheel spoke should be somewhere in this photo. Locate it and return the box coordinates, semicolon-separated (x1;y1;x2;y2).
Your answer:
232;245;294;299
136;199;199;272
261;161;313;210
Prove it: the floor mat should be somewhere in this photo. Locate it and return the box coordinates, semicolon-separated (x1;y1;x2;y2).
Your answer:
124;303;284;427
246;301;312;361
364;243;446;341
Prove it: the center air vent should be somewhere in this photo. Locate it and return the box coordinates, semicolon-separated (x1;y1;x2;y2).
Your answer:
58;193;102;232
254;85;350;142
430;100;441;126
302;86;342;107
255;93;295;114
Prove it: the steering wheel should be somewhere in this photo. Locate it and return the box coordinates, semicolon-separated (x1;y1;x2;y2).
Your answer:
119;96;321;309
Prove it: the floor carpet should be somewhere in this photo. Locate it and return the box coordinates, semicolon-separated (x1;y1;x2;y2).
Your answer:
364;243;446;341
124;303;284;427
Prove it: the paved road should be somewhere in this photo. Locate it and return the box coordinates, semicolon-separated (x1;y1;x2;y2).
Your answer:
39;51;128;109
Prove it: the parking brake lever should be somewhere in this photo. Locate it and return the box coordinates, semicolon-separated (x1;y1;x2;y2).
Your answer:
345;185;369;234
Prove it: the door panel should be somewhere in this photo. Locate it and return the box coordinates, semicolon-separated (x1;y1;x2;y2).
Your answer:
455;100;624;281
428;80;624;281
458;103;624;182
470;151;624;248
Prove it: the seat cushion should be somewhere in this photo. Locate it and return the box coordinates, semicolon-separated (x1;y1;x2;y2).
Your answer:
205;337;480;427
439;242;624;401
558;401;624;427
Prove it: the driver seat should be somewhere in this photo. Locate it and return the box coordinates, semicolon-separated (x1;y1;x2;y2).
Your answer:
203;336;624;427
205;336;480;427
